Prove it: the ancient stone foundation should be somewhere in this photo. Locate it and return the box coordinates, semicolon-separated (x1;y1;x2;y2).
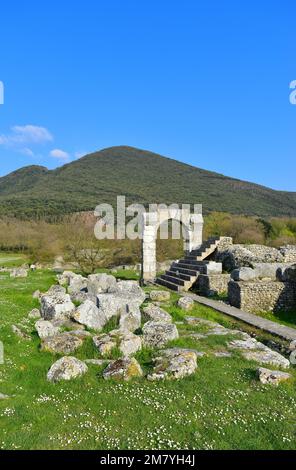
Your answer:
228;279;296;313
198;274;231;297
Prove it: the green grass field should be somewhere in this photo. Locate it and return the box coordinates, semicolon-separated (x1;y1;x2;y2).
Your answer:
0;269;295;450
0;253;29;268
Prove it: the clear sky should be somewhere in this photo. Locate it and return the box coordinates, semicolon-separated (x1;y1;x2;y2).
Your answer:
0;0;295;190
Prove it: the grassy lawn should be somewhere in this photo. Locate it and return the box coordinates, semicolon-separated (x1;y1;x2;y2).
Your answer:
0;252;29;268
0;270;295;450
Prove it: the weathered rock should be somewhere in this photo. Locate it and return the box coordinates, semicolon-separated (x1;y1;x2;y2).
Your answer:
41;333;83;354
72;300;106;331
47;356;88;382
35;319;61;339
87;273;117;299
93;329;142;357
112;280;146;301
142;304;172;323
257;367;292;385
149;290;171;302
32;290;41;299
68;329;92;338
68;274;87;295
40;286;75;321
10;267;28;278
96;281;145;322
95;294;126;321
70;291;88;304
28;308;41;319
103;357;143;381
148;348;198;381
142;321;179;348
93;333;116;356
11;325;31;341
119;331;142;357
185;316;218;328
177;297;194;311
242;350;290;369
231;267;257;282
46;285;67;295
289;340;296;351
51;318;85;330
205;325;229;336
214;351;232;358
228;337;268;351
57;271;77;286
0;393;10;400
253;263;292;281
119;308;141;332
228;337;290;369
216;244;285;271
182;332;207;340
184;316;234;336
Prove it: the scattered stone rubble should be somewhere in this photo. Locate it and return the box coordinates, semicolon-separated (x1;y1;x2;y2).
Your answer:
177;296;194;311
256;367;292;386
47;356;88;383
147;348;198;381
10;267;28;278
21;270;292;385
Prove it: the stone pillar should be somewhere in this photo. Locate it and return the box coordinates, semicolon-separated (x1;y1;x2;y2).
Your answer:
187;213;204;252
141;224;157;281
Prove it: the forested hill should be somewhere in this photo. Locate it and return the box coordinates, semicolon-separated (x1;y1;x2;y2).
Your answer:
0;146;295;218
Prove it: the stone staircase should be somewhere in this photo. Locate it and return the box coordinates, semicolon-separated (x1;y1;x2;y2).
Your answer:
155;236;223;292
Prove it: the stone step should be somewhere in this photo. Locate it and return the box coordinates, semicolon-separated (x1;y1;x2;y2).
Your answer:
155;277;182;291
160;274;186;286
166;270;193;282
179;258;207;266
190;244;216;256
155;236;222;292
171;264;200;276
174;262;207;273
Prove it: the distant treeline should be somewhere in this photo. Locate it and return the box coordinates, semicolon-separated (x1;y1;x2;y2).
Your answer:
1;212;296;270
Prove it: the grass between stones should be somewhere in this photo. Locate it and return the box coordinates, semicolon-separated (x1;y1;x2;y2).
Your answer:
0;270;295;450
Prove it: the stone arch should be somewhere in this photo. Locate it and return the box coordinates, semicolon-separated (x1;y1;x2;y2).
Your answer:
141;206;203;282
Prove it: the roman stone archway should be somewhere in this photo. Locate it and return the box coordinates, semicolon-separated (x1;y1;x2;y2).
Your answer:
141;206;203;282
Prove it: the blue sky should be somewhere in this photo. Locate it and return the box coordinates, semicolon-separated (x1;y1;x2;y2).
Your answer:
0;0;295;190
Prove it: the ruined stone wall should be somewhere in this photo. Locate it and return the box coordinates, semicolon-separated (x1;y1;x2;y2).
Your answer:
198;273;231;297
228;279;296;313
215;243;296;272
279;245;296;263
243;245;284;263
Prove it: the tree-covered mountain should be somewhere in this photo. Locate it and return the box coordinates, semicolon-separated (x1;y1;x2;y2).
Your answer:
0;146;295;219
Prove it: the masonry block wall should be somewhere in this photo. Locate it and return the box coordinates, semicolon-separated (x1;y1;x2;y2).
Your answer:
198;274;231;297
228;280;296;313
